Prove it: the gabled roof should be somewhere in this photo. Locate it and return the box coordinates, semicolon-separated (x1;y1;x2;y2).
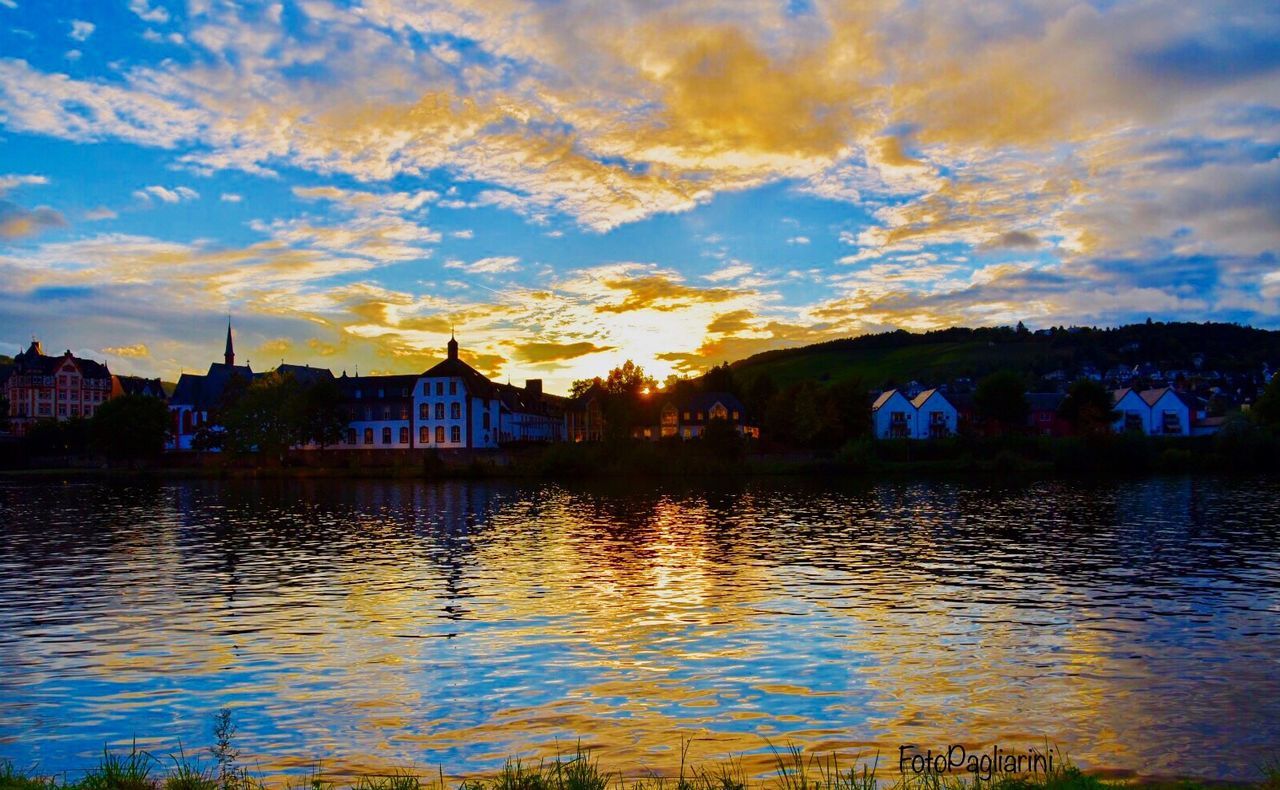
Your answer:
1140;387;1195;409
273;363;335;384
871;389;902;410
494;382;569;416
11;341;112;380
170;362;253;410
114;375;165;398
421;356;495;397
686;391;745;414
337;373;418;401
1111;387;1137;405
911;388;953;409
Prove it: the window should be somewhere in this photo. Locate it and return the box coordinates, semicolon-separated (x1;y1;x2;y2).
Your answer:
419;426;429;443
697;411;704;421
382;427;392;444
684;411;691;420
70;405;79;416
84;407;92;417
399;405;409;419
482;411;490;429
435;426;445;444
57;404;66;416
435;382;443;396
449;381;457;395
364;428;374;444
378;388;384;398
38;404;50;416
355;389;362;399
435;403;445;419
419;403;429;420
423;382;430;396
450;402;461;419
450;425;461;443
1124;412;1143;432
732;410;740;420
381;405;391;420
399;427;409;444
682;427;692;439
347;428;356;445
710;404;728;420
364;406;373;421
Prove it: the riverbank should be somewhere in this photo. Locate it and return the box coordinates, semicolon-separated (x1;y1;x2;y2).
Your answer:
2;431;1278;481
3;742;1275;790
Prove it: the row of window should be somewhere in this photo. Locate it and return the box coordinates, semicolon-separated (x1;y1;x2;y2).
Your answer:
418;402;462;420
344;425;462;445
348;379;461;400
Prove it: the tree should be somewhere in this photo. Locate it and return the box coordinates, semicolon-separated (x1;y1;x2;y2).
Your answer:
300;377;346;449
1058;378;1116;436
974;371;1030;434
0;395;9;433
603;360;656;397
701;362;737;395
220;372;305;460
569;376;603;399
1253;373;1280;429
90;394;170;462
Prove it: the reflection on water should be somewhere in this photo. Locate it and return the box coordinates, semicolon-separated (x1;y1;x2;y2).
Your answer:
0;478;1277;781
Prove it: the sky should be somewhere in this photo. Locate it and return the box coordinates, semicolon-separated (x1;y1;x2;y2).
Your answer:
0;0;1278;393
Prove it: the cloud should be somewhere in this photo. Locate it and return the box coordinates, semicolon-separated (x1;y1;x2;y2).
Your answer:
512;340;614;363
85;207;117;221
104;343;149;358
133;185;199;204
0;174;48;194
451;229;474;239
787;236;811;245
128;0;169;24
69;20;94;42
219;193;242;202
0;201;67;239
982;231;1041;250
445;256;520;274
594;272;744;314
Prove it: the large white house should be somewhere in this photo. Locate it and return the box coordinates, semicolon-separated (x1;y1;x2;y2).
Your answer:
1111;387;1197;436
872;388;958;439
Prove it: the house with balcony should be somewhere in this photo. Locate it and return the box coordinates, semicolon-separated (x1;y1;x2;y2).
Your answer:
872;389;916;439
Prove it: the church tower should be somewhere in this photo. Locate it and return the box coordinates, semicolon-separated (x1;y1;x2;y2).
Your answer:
447;331;458;360
224;320;235;367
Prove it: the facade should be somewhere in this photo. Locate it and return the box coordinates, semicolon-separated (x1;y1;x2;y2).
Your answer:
412;335;502;449
911;389;957;439
1026;392;1069;436
872;388;957;439
337;373;414;449
495;379;568;443
1111;387;1199;436
871;389;916;439
632;391;758;440
566;384;607;442
3;340;114;436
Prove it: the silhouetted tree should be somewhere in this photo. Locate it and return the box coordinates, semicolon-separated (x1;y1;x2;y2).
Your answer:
975;371;1029;434
1058;378;1117;436
1253;373;1280;429
90;394;170;461
221;372;305;460
300;377;346;449
0;395;8;433
701;362;737;395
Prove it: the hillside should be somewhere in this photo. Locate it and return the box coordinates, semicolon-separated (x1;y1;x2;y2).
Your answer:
728;322;1280;390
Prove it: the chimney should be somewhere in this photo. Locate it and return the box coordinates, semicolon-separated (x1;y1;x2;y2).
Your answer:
525;378;542;397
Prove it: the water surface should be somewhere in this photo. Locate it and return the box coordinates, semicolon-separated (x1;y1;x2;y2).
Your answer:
0;477;1277;782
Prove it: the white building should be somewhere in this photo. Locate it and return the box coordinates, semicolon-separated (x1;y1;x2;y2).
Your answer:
872;388;958;439
1111;387;1196;436
911;389;957;439
872;389;916;439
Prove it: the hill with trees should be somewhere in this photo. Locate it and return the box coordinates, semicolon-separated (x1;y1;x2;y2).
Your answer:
723;321;1280;391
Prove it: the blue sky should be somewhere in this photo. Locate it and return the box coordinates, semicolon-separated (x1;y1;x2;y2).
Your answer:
0;0;1277;391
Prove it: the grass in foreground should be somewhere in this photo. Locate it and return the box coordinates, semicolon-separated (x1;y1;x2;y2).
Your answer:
2;735;1276;790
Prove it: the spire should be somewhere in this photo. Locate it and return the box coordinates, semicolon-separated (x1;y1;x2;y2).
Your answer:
224;318;235;367
447;329;458;361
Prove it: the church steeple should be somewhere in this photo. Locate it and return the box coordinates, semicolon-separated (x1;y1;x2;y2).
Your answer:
447;330;458;360
224;319;235;367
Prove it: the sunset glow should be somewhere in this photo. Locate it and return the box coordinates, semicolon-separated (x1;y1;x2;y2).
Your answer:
1;2;1277;392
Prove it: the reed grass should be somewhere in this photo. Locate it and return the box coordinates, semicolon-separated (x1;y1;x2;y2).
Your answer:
0;739;1270;790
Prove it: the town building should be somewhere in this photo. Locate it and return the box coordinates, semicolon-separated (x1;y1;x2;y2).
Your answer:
2;340;114;436
337;372;415;449
871;388;958;439
631;391;758;440
168;323;254;450
1110;387;1216;436
112;374;166;399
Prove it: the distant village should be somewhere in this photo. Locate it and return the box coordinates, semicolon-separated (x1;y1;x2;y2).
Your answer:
1;321;1278;461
